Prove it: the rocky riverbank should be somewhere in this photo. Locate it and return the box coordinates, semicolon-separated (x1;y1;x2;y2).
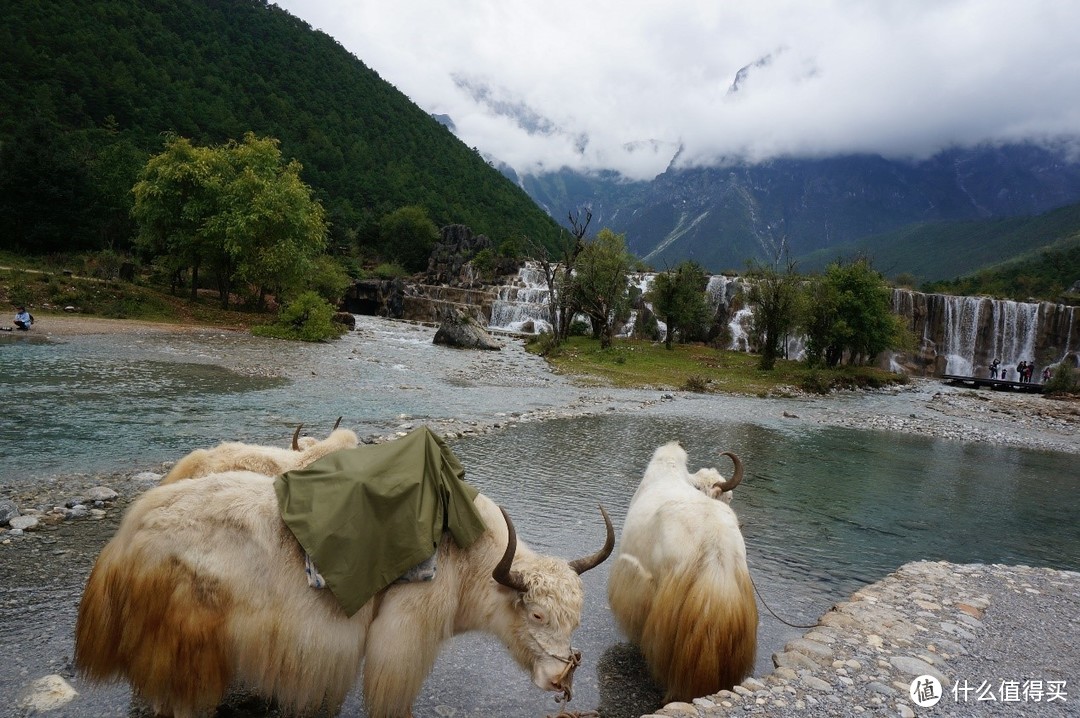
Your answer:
813;386;1080;456
645;561;1078;718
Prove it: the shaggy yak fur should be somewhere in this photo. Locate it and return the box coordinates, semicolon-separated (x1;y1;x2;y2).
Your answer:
75;472;613;718
160;427;358;484
607;441;757;702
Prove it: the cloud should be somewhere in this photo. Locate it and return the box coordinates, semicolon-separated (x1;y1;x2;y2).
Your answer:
274;0;1080;180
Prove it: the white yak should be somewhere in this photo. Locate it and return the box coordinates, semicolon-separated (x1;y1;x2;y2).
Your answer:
75;471;614;718
161;420;356;484
607;441;756;701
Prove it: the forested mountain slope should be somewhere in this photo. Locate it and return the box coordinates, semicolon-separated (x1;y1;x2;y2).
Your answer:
798;200;1080;294
0;0;561;254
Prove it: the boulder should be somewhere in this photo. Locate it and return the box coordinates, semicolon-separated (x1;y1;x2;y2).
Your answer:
433;309;502;351
332;312;357;330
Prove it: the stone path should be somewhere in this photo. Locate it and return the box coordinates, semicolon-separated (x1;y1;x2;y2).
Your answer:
644;561;1079;718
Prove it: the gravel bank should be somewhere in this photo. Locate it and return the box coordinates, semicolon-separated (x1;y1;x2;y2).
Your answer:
646;561;1079;718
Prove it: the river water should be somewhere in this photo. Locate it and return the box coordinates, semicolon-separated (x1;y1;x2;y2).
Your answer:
1;317;1077;718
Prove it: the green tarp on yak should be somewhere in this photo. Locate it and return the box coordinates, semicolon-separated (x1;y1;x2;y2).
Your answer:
274;426;487;616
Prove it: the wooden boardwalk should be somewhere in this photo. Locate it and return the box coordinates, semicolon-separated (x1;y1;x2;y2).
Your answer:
941;374;1046;393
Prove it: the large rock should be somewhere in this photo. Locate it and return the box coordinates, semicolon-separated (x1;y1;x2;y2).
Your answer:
433;309;502;350
426;224;492;287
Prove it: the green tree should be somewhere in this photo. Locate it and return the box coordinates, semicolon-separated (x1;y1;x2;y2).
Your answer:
132;133;327;308
647;260;711;350
132;135;224;300
745;259;804;370
570;228;633;349
215;134;328;307
378;206;439;273
802;258;904;367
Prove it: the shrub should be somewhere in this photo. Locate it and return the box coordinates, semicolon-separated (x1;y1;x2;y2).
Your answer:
800;371;834;395
1044;363;1080;395
525;330;562;357
372;262;408;280
568;319;591;336
251;291;346;342
683;375;709;393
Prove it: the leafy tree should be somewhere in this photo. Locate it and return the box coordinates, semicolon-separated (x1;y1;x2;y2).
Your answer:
745;259;803;370
132;135;225;300
305;255;353;306
215;134;328;307
132;133;327;308
647;260;711;350
802;257;904;367
378;206;439;273
570;228;633;349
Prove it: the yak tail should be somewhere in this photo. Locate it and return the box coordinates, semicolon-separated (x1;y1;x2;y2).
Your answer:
75;543;234;717
607;553;656;644
639;558;757;702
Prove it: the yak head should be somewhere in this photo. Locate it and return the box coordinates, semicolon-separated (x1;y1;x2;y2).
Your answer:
491;505;614;701
689;451;744;502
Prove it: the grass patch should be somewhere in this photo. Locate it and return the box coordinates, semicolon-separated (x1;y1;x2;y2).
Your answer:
0;262;267;329
530;336;908;396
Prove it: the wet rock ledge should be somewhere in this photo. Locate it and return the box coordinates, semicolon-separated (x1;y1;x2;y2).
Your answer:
646;561;1078;718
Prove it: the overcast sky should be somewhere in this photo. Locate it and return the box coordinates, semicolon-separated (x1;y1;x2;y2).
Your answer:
272;0;1080;181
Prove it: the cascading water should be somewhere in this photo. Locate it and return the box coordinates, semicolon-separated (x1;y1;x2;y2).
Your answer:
894;289;1077;376
488;263;553;333
988;300;1039;375
728;308;754;352
941;296;984;375
485;267;1079;375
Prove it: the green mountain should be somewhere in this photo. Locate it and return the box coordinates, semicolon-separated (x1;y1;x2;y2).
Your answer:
796;200;1080;298
921;233;1080;303
0;0;561;254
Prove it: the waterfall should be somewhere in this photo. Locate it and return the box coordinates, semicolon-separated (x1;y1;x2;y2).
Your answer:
941;296;983;375
728;308;754;352
488;263;553;333
988;300;1039;376
891;289;1079;376
486;268;1078;375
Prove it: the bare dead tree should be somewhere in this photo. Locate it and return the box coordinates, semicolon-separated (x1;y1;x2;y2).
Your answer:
524;207;593;343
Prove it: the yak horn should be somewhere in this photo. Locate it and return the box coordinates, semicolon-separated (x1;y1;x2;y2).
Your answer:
712;451;744;492
332;416;342;431
492;506;529;593
568;505;615;575
292;424;303;451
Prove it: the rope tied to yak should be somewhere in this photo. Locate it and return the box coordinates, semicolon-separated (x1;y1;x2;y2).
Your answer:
541;649;599;718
